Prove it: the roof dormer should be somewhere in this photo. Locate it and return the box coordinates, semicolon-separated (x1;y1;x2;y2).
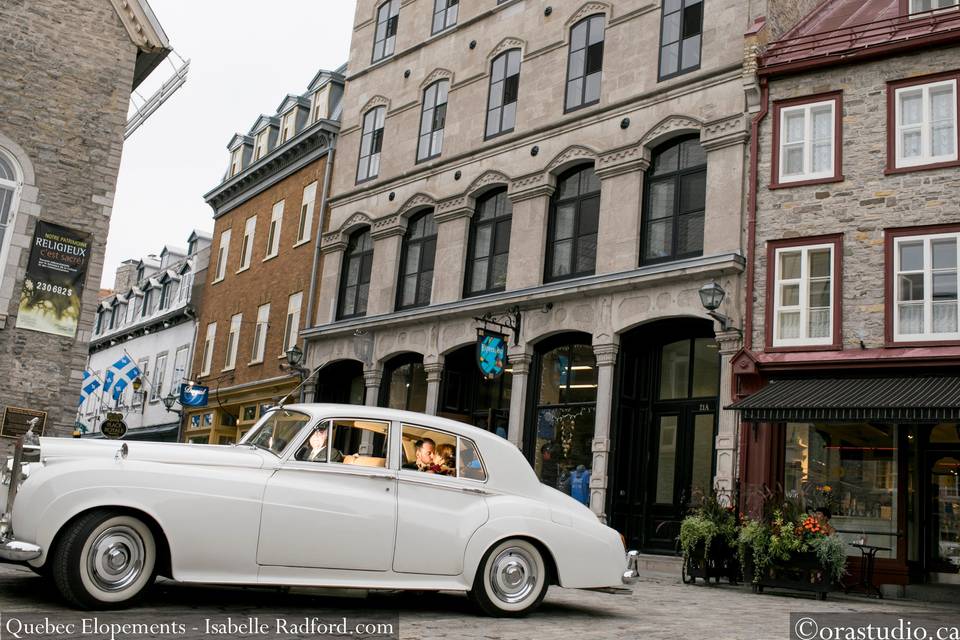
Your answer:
276;94;311;145
159;245;186;269
227;133;253;179
249;115;280;163
307;68;345;124
187;229;212;255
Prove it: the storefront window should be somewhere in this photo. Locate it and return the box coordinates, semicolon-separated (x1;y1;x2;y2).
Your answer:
383;357;427;413
533;341;596;505
784;423;898;558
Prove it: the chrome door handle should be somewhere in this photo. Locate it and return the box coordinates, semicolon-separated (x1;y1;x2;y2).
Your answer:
461;487;489;495
363;473;394;480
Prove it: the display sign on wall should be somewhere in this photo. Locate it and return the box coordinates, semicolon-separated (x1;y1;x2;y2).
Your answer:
476;330;507;379
0;406;47;439
180;383;209;407
15;221;92;338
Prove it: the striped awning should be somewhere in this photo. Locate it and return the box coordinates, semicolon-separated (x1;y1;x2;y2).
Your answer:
728;376;960;422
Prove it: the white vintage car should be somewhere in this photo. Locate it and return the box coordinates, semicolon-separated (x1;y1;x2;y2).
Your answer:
0;404;638;616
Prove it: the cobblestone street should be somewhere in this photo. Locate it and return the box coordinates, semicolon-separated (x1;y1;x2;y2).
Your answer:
0;565;956;640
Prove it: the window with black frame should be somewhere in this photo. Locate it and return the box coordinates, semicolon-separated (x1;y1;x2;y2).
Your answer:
432;0;458;33
465;189;512;296
641;136;707;264
356;107;385;183
372;0;400;63
338;228;374;320
565;14;604;112
545;165;601;282
659;0;703;80
417;80;449;162
382;354;428;412
486;49;521;139
397;211;437;309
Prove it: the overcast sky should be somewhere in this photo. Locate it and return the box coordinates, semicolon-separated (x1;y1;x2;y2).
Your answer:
104;0;358;287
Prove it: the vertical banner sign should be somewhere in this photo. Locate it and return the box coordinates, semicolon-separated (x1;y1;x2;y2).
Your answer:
476;330;507;379
15;221;91;338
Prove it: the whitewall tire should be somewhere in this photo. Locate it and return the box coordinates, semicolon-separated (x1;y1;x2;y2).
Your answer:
52;510;156;609
469;539;549;617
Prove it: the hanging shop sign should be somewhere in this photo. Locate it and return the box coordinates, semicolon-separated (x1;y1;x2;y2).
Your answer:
179;383;209;408
100;412;127;440
476;330;507;379
15;221;92;338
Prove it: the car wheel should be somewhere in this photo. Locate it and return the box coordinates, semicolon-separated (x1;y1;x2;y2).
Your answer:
469;539;548;617
51;510;156;609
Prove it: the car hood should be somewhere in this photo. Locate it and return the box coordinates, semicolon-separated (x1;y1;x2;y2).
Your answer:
37;437;269;469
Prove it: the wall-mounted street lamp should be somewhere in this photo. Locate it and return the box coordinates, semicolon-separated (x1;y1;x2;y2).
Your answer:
161;390;182;416
698;281;738;332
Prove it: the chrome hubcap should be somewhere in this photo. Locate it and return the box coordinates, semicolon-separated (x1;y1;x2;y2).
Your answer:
86;526;144;592
489;547;538;604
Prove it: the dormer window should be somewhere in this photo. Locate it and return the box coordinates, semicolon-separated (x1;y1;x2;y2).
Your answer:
279;111;297;144
312;87;329;122
229;147;243;177
909;0;958;13
253;130;270;161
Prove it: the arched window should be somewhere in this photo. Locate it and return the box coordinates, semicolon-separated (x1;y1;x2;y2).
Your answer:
381;353;427;412
565;14;605;112
641;135;706;264
397;211;437;310
0;149;21;286
464;188;512;296
417;80;448;162
545;164;600;282
486;49;521;139
338;227;374;319
372;0;400;63
357;107;385;183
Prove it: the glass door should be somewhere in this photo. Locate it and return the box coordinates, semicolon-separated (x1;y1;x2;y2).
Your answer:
928;451;960;572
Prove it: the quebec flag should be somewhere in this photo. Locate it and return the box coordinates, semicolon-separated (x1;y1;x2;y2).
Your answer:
104;355;141;401
79;370;101;407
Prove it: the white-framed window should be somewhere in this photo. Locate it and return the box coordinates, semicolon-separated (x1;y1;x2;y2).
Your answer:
279;110;297;144
132;359;148;408
251;303;270;363
357;107;385;182
253;129;270;162
312;87;330;123
151;352;168;401
178;269;192;303
239;215;256;271
265;201;283;259
772;244;835;347
114;302;126;329
893;232;960;341
282;292;303;354
778;99;836;183
0;148;22;287
171;345;190;396
125;296;138;324
224;313;242;370
229;147;243;177
909;0;959;13
214;229;231;282
201;322;216;376
894;79;957;169
297;182;317;243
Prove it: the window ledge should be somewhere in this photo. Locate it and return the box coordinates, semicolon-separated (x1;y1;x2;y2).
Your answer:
766;343;842;353
293;238;311;248
235;266;251;274
770;174;844;190
885;158;960;175
248;359;264;366
212;277;225;285
887;338;960;348
262;253;278;263
222;366;236;372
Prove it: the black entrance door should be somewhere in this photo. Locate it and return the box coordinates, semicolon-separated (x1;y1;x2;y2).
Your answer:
925;450;960;573
610;319;720;553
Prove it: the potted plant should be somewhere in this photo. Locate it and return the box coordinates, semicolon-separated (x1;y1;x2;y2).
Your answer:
679;492;739;584
738;503;846;600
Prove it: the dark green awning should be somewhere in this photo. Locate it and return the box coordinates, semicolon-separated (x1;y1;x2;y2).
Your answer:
728;376;960;422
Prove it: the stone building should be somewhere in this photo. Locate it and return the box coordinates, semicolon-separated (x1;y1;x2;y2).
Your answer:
301;0;818;552
731;0;960;589
185;68;344;444
83;231;211;441
0;0;171;443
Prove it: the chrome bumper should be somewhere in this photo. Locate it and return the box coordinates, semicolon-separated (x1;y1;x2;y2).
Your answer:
622;549;639;584
0;538;41;562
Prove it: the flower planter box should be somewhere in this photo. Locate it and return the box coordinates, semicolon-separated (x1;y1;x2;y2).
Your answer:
682;539;739;585
744;551;833;600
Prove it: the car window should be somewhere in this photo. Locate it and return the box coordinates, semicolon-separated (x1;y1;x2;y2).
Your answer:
243;409;311;456
294;419;389;467
400;424;486;481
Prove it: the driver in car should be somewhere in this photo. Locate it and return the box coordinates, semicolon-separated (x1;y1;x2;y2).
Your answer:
297;427;343;463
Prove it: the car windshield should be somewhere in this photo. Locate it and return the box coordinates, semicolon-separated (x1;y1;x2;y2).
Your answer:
241;409;311;456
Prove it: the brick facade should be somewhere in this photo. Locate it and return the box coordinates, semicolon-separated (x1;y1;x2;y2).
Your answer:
0;0;163;442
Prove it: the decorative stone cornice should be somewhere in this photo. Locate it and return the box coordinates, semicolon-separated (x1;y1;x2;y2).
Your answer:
396;192;437;218
360;94;391;115
507;352;532;375
108;0;169;52
715;328;744;355
420;68;454;90
423;362;444;382
319;234;346;256
700;114;750;152
546;144;599;174
434;195;472;223
565;1;611;27
508;173;554;203
592;343;619;366
639;115;703;148
595;142;650;180
363;368;383;388
487;37;525;61
465;170;511;195
370;214;406;240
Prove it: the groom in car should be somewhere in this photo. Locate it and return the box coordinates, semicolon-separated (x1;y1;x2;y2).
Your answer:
403;438;435;471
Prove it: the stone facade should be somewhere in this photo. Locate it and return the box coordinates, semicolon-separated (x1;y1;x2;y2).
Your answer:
752;44;960;352
0;0;168;443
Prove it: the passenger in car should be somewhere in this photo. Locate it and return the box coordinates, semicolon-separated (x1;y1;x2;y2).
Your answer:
432;443;456;476
402;438;435;471
296;427;343;463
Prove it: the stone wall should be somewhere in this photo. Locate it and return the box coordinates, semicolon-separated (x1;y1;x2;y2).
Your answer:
0;0;137;441
752;45;960;351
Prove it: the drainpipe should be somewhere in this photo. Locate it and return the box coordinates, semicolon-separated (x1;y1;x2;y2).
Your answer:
305;140;336;335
